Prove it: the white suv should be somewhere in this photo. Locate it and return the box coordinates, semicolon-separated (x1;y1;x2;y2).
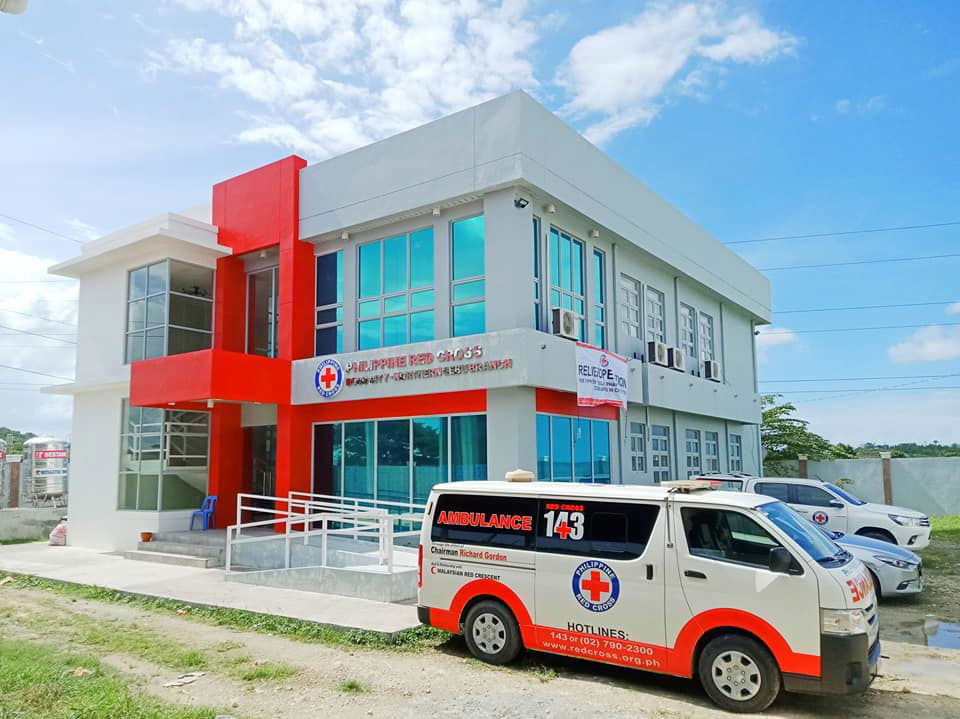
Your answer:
697;475;931;550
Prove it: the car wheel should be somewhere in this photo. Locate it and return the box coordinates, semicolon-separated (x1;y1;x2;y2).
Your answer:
463;600;522;665
858;529;895;544
698;633;781;713
868;569;883;600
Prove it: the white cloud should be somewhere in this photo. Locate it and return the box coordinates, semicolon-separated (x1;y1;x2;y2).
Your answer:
65;219;101;242
946;301;960;315
0;244;78;439
835;95;886;115
155;0;538;159
888;325;960;363
755;325;799;363
556;1;797;143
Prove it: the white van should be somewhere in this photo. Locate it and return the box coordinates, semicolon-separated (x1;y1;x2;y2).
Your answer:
418;478;880;713
699;475;931;550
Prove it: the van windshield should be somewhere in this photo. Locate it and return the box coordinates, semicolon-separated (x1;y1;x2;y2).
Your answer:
758;501;851;566
825;483;867;506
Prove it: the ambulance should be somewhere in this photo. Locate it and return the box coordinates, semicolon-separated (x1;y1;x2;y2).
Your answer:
417;476;880;713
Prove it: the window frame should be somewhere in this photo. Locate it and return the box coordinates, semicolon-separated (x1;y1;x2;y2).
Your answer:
628;421;646;473
592;248;606;348
548;226;587;341
728;433;743;472
651;424;671;484
535;413;612;484
703;431;720;473
684;428;702;477
450;214;485;337
698;311;716;363
246;264;279;358
645;286;666;344
681;506;785;570
679;303;697;371
315;250;344;356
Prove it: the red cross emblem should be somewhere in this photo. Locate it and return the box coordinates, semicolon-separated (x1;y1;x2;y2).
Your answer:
813;511;828;525
580;571;611;602
318;365;338;390
555;521;573;540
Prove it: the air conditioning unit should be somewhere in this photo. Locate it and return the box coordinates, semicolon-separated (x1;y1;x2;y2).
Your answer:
704;360;722;382
551;307;579;340
667;347;686;372
646;340;669;366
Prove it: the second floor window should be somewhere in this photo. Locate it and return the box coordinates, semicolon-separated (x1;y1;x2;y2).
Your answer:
451;215;485;337
698;311;716;362
316;251;343;355
358;227;435;349
549;227;586;341
592;249;606;348
645;287;666;344
125;260;213;363
680;303;697;369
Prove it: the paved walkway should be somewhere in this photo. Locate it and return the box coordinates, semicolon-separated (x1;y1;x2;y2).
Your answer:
0;542;419;636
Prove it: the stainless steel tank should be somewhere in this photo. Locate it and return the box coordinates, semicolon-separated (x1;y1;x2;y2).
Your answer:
21;437;69;507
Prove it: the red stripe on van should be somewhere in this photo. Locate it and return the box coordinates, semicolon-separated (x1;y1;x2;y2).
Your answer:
427;587;821;679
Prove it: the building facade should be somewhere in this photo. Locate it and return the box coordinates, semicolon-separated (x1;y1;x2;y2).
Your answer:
49;92;771;550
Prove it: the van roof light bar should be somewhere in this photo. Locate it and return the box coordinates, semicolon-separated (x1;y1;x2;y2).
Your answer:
660;479;718;493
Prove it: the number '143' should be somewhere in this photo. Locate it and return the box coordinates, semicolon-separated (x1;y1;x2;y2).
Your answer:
543;510;584;540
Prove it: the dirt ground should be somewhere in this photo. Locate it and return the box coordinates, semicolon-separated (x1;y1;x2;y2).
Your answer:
3;587;960;719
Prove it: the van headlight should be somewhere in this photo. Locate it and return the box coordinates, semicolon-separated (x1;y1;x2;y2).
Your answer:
888;514;921;527
874;554;915;570
821;608;868;635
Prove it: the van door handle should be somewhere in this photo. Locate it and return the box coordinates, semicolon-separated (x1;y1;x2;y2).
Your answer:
684;570;707;579
646;564;654;580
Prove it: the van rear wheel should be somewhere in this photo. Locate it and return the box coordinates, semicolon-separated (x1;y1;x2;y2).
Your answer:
698;634;781;713
463;600;522;665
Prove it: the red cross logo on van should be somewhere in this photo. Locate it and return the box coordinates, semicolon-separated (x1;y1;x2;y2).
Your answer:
572;560;620;612
812;511;828;525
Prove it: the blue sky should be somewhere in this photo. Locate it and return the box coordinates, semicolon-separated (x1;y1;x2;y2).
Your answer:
1;0;958;444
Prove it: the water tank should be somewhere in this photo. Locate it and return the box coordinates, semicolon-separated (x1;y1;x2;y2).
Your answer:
22;437;69;507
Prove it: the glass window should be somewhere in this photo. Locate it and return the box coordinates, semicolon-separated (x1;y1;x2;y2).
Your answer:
451;216;485;337
358;228;436;349
377;419;410;504
645;287;665;344
698;312;716;362
628;421;646;473
682;507;783;568
247;266;278;357
316;251;343;355
537;499;659;559
592;421;610;484
431;494;537;549
592;249;606;348
344;421;375;500
728;433;743;472
117;400;208;511
550;416;572;482
704;431;720;473
573;418;592;482
680;303;697;369
549;227;586;341
795;484;837;508
651;425;671;484
754;482;790;502
685;429;702;477
451;415;487;481
533;217;542;331
413;417;447;504
536;414;550;480
619;275;642;341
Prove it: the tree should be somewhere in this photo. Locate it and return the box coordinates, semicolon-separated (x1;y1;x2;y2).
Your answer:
761;395;836;475
0;427;36;455
831;442;858;459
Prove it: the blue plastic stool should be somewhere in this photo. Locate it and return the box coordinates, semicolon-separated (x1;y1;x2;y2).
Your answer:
190;495;217;530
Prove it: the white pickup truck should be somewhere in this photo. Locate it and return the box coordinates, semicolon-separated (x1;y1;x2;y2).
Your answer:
695;475;931;550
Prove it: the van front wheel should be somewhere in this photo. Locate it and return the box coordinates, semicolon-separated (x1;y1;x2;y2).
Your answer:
698;634;781;713
463;600;522;665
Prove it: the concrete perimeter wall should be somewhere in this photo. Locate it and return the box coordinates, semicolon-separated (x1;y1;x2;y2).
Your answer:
0;508;63;540
773;457;960;517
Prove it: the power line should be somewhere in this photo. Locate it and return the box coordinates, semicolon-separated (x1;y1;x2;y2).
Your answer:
0;212;84;244
0;323;77;344
762;321;960;335
768;386;960;394
0;363;73;381
0;306;76;327
759;253;960;272
776;300;959;314
728;220;960;245
760;373;960;383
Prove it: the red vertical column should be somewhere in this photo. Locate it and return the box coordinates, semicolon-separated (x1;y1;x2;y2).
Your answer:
208;403;244;529
214;255;247;352
275;404;313;530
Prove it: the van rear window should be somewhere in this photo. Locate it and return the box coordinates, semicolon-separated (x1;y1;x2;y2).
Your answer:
431;494;537;549
537;500;659;560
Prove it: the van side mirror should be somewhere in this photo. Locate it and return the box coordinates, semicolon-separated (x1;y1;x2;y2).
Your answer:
768;547;794;574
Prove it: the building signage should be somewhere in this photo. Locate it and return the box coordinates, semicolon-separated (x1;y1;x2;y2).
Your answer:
575;343;627;409
33;449;68;460
315;343;513;397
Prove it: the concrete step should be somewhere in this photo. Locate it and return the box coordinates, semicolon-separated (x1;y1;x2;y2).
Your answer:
138;541;223;561
123;550;219;569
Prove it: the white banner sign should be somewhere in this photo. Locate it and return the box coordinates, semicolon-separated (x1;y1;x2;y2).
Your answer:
575;342;628;408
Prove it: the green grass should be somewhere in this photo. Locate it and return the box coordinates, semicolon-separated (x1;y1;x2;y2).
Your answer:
931;515;960;540
337;678;369;693
235;661;298;682
2;572;447;651
0;639;222;719
921;516;960;575
0;537;44;545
